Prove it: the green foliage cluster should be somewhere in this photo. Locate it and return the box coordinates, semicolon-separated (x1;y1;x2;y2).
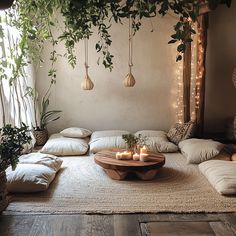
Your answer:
122;133;147;150
0;124;31;172
1;0;231;84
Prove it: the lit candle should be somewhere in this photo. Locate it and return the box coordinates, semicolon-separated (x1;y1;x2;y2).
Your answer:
133;153;140;161
116;152;122;160
122;151;132;159
140;153;149;162
140;146;148;154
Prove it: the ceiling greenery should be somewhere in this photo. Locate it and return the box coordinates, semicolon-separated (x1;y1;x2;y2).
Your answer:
0;0;231;84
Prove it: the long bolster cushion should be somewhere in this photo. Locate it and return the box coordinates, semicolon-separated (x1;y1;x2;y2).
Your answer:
199;160;236;195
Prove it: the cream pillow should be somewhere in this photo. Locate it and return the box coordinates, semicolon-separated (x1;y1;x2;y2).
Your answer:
19;153;62;171
60;127;92;138
6;164;57;193
148;136;178;153
179;138;224;164
91;130;129;140
135;130;167;138
199;160;236;195
135;130;178;153
41;134;89;156
90;136;127;153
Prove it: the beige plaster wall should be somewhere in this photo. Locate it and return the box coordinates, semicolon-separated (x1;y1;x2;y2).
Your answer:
205;2;236;133
36;15;180;133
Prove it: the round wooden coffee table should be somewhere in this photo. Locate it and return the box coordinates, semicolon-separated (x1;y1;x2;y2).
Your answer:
94;149;165;180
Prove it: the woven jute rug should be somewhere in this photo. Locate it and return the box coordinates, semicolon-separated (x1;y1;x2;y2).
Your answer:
5;153;236;215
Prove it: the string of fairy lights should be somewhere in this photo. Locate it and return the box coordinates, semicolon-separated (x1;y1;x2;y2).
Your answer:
175;23;201;123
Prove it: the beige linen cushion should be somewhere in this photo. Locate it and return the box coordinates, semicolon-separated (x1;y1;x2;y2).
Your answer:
60;127;92;138
179;138;224;164
91;130;129;140
199;160;236;195
6;164;57;193
148;137;178;153
6;153;62;193
90;136;127;153
167;121;195;145
135;130;178;153
41;134;88;156
135;130;167;137
19;153;63;171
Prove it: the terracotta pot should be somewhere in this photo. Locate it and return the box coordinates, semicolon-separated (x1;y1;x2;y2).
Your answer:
0;171;8;213
33;129;48;146
0;0;14;10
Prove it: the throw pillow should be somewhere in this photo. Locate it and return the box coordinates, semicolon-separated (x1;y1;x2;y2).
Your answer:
167;121;195;145
179;138;224;164
60;127;92;138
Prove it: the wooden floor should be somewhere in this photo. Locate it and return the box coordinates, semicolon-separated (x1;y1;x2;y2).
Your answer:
0;213;236;236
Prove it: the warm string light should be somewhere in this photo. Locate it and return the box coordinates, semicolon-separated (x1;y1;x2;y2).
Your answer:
175;62;184;124
195;29;203;111
190;25;197;121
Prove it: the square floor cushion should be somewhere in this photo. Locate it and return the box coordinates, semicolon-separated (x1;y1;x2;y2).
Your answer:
179;138;224;164
91;130;130;140
90;136;127;154
41;133;89;156
6;153;62;193
135;130;178;153
199;160;236;195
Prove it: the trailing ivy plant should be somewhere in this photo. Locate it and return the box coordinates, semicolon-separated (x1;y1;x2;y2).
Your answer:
1;0;231;84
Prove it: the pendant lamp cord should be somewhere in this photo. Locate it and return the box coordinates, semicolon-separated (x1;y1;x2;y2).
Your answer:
128;15;133;74
84;38;89;76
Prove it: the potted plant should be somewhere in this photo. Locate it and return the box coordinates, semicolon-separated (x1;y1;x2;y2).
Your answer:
33;93;62;146
0;123;31;212
25;86;62;146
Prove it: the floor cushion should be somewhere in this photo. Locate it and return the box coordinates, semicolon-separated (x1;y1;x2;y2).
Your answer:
179;138;224;164
135;130;167;138
19;153;63;171
90;136;127;153
135;130;178;153
6;152;63;193
41;134;89;156
199;160;236;195
91;130;130;140
60;127;92;138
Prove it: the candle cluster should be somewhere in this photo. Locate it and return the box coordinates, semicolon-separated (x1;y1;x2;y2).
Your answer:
116;146;149;162
116;151;132;160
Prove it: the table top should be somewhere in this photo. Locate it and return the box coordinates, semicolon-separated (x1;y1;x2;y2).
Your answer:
94;149;165;171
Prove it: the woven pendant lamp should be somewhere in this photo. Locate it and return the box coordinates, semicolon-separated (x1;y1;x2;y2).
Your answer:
81;38;94;90
123;16;136;87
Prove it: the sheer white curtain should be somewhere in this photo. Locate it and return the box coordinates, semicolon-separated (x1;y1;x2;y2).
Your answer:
0;12;36;129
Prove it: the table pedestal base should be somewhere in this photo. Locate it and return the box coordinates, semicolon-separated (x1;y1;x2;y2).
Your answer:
104;169;159;180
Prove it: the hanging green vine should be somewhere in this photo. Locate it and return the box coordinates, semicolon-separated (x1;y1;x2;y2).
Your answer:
1;0;231;83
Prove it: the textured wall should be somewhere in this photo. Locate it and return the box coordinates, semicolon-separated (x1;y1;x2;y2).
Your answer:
36;15;180;134
205;2;236;133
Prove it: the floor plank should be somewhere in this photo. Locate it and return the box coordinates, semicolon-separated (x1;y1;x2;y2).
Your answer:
0;213;236;236
140;221;216;236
